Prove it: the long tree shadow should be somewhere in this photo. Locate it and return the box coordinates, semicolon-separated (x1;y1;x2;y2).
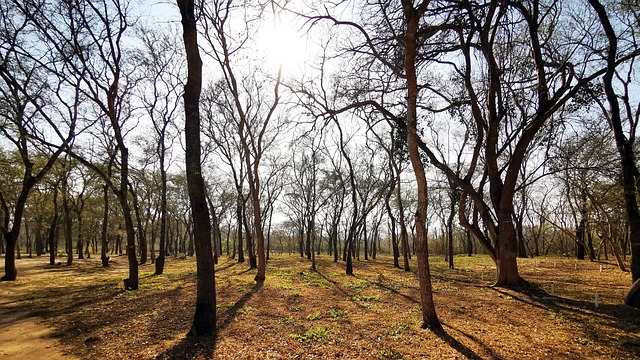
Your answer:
155;280;264;359
440;323;503;359
315;265;492;359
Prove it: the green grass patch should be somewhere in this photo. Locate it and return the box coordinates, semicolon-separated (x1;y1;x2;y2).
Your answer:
380;349;404;359
306;311;322;320
329;307;348;320
238;305;257;315
290;327;330;343
278;316;294;325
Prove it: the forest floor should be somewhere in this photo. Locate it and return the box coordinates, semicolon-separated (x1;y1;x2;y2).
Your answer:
0;253;639;359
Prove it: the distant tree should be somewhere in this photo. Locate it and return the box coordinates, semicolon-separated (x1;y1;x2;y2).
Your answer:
133;25;184;274
200;0;285;282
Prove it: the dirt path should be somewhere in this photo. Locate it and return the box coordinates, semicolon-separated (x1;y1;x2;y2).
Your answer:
0;257;99;360
0;312;74;360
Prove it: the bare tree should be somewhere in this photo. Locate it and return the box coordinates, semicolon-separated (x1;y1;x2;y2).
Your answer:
0;1;75;280
201;1;285;282
133;25;184;275
177;0;216;335
587;0;640;307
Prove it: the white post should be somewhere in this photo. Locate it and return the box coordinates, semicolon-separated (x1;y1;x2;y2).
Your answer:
595;293;600;308
600;265;603;272
574;263;577;270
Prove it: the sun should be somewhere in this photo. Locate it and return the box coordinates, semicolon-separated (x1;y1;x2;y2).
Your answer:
257;18;308;73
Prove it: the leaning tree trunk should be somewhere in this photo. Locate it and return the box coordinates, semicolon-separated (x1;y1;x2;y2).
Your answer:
2;177;36;280
178;0;216;336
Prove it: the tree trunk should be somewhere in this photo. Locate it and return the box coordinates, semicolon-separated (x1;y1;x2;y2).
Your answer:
101;185;110;267
236;195;245;263
131;189;147;264
76;213;84;260
243;206;257;270
178;0;216;336
62;174;73;267
3;234;17;280
49;187;59;266
587;0;640;307
403;0;441;330
332;222;339;263
494;212;523;287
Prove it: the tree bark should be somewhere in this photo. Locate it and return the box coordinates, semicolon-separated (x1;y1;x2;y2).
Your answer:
178;0;216;336
402;0;441;330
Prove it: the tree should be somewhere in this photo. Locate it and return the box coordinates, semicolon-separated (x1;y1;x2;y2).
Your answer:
400;0;442;330
176;0;216;336
299;0;442;329
0;2;75;280
586;0;640;308
200;1;285;282
133;25;184;274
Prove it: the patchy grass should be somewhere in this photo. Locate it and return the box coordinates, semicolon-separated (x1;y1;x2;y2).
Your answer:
0;254;639;359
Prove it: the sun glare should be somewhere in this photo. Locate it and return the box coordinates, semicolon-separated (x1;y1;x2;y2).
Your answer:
258;20;308;73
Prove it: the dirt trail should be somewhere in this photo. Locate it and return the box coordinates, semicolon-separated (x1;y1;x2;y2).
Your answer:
0;257;95;360
0;313;74;360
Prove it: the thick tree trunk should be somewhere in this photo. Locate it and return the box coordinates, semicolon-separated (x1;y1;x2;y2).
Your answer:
178;0;216;336
494;213;524;287
3;174;37;280
2;234;17;280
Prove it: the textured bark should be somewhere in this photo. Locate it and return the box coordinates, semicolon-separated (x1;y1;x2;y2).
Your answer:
178;0;216;336
402;0;441;330
494;212;523;287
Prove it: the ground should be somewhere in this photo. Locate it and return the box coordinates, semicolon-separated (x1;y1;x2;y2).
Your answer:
0;253;639;359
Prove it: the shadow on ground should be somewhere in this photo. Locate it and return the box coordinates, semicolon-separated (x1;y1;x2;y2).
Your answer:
155;281;263;359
